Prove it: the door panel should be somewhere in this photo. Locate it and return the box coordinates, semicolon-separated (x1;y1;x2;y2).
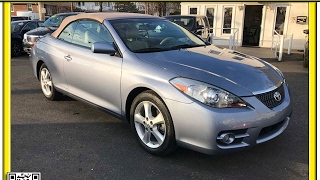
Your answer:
63;44;122;114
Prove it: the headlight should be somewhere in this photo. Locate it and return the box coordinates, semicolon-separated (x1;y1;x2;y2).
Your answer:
170;78;247;108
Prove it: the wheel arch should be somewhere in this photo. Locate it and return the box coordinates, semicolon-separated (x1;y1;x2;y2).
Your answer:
36;60;45;80
125;87;170;124
125;87;151;123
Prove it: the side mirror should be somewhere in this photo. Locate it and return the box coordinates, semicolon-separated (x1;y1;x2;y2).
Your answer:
91;42;116;55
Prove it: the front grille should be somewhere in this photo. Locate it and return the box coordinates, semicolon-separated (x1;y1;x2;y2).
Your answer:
256;84;285;109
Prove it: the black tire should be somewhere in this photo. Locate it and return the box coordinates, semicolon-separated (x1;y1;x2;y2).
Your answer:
130;90;177;156
39;63;63;100
12;40;23;57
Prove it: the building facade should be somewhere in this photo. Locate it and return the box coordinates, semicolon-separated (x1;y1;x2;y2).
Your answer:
73;2;115;12
11;2;38;16
181;2;308;50
11;2;71;17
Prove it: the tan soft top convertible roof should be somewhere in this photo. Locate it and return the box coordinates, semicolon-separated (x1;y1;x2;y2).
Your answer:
51;12;157;38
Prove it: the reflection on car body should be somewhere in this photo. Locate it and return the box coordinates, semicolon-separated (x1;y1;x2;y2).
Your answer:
30;12;292;156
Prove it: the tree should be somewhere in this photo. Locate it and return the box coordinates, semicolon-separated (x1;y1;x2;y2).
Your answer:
114;2;138;13
144;2;180;16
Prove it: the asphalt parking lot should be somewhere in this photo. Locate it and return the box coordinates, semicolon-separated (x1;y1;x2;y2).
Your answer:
11;49;309;179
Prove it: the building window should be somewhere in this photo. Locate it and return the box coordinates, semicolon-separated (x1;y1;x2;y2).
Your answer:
27;4;32;11
223;7;233;34
78;2;81;6
274;7;286;35
11;5;14;12
189;7;198;15
206;7;214;28
82;2;85;6
95;2;99;6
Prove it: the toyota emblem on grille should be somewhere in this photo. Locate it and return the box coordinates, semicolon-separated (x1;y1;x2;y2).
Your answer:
274;92;281;101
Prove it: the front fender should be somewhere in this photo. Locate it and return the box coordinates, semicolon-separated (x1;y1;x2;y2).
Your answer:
120;51;194;117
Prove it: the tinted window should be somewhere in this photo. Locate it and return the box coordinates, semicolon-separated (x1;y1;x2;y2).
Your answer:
166;17;195;31
38;21;44;27
58;21;78;43
110;19;205;53
42;15;68;27
11;21;27;32
11;16;29;21
22;21;37;31
72;20;113;48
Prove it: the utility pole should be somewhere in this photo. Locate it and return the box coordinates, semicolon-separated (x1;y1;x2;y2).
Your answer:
37;2;45;20
70;2;73;12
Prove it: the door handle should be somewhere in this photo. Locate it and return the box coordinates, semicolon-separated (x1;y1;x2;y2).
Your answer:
64;55;72;61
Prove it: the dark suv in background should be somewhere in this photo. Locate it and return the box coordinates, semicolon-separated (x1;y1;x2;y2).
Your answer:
11;16;31;21
11;20;44;56
164;15;211;42
23;12;82;54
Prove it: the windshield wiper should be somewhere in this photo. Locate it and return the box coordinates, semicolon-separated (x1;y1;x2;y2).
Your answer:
133;47;167;53
168;44;205;50
133;44;206;53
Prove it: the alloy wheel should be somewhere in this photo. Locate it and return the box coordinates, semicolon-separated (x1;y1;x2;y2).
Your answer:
40;68;53;97
134;101;166;148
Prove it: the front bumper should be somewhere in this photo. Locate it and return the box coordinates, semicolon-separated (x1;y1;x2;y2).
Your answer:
23;35;42;54
23;40;33;54
163;83;293;155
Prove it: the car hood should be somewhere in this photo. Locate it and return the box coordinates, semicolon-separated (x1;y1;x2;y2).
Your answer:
25;26;57;36
135;45;282;96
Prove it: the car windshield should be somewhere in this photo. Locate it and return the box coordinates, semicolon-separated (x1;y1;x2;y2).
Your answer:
110;18;205;53
165;17;195;31
11;21;26;32
42;14;67;27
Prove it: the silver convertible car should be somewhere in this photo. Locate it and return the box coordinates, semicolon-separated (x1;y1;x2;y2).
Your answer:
30;13;293;156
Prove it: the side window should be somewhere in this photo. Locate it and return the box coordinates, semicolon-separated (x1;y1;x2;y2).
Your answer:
22;22;37;31
72;20;113;48
38;21;44;27
58;21;78;43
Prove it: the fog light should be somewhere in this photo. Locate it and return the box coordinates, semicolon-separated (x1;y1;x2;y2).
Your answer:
219;133;235;144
